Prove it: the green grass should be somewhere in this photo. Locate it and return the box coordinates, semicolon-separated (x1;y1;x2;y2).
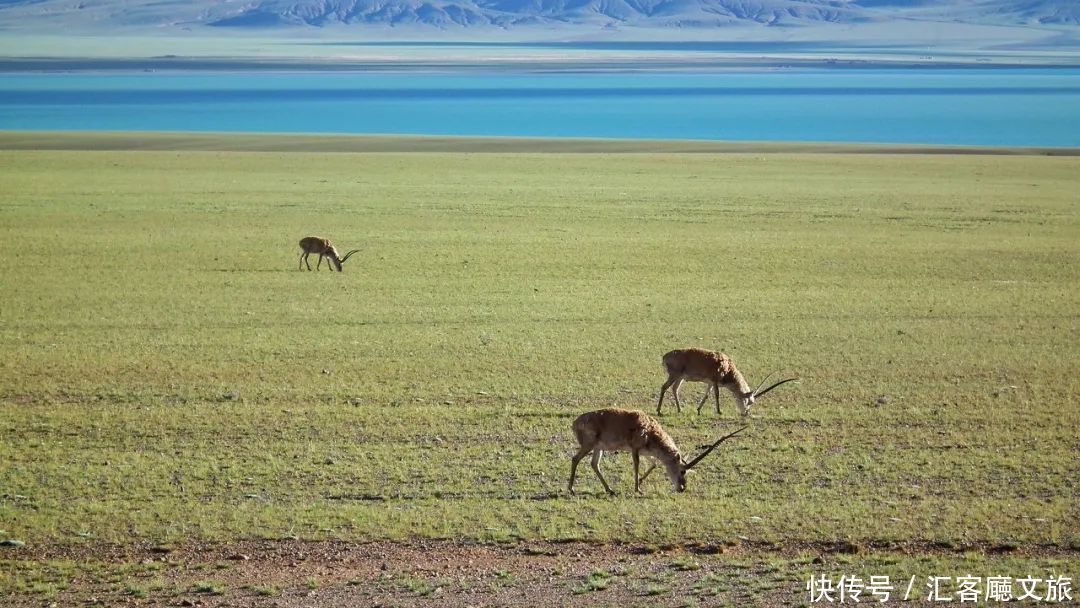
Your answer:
399;575;436;596
192;580;225;594
672;556;702;572
248;583;281;597
575;569;615;593
0;146;1077;563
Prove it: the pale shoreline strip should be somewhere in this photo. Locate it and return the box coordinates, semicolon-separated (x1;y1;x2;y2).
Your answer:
1;131;1077;155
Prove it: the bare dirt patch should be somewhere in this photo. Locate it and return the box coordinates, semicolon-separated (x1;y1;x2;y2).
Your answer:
6;539;1077;607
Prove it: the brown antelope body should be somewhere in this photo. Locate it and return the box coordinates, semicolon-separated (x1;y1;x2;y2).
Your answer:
568;407;745;495
657;348;797;417
298;236;359;272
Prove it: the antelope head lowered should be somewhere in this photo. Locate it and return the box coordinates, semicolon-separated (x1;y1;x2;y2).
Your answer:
568;407;746;496
657;348;797;417
298;236;360;272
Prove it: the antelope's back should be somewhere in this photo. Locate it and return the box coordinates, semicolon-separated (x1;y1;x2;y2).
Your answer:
663;348;729;379
299;236;328;251
572;408;652;451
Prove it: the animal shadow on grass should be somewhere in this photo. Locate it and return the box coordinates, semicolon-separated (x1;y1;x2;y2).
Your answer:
325;490;566;501
207;268;293;273
515;410;580;420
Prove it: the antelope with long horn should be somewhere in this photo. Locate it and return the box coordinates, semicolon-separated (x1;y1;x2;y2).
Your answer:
568;407;746;496
657;348;797;417
298;236;360;272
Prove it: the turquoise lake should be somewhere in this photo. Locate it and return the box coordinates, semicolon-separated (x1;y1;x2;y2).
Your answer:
1;68;1078;146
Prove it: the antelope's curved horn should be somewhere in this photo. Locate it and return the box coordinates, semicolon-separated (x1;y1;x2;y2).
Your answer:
753;377;799;399
339;249;361;264
683;426;747;470
751;371;778;396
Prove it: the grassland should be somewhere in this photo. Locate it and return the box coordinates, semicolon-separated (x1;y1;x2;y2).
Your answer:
0;135;1077;604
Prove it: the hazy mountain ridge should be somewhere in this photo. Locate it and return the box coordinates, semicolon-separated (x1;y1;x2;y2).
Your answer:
0;0;1076;31
205;0;860;28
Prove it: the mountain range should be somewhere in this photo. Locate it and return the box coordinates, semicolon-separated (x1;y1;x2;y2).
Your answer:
0;0;1077;32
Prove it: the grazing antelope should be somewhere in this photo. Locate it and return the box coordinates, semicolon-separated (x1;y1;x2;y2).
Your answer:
657;348;797;417
568;407;746;495
297;236;360;272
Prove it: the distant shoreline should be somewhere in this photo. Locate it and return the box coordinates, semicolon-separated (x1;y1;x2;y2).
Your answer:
2;56;1079;73
2;131;1078;155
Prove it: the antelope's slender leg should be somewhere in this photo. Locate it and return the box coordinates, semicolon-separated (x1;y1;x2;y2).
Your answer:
696;384;712;414
590;450;615;495
568;446;591;495
714;381;722;415
657;376;677;415
632;451;642;493
671;378;684;412
639;460;657;484
301;252;313;271
317;254;325;270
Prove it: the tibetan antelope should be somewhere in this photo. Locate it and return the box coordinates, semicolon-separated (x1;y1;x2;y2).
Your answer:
568;407;746;495
298;236;360;272
657;348;797;417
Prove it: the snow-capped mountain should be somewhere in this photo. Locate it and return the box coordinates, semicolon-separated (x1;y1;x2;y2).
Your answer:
0;0;1076;31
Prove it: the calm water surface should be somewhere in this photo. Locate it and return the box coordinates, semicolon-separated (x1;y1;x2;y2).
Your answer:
1;69;1078;146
